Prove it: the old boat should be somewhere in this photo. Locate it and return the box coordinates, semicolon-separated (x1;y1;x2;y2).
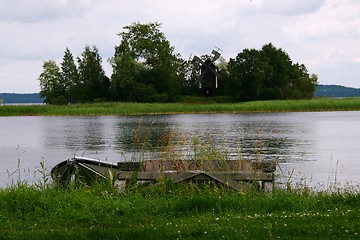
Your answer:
51;157;140;185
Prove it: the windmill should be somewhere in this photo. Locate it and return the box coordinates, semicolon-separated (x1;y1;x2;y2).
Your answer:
191;47;222;96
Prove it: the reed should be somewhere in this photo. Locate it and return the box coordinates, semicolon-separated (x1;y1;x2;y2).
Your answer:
1;98;360;116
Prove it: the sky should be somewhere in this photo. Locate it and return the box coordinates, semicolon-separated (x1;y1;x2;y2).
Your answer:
1;0;360;93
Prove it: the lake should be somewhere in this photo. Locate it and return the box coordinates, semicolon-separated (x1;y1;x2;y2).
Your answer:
1;112;360;190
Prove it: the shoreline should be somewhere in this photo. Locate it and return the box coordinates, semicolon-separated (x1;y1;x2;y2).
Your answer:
1;98;360;116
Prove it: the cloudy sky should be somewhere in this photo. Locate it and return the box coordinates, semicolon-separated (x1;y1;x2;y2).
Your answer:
1;0;359;93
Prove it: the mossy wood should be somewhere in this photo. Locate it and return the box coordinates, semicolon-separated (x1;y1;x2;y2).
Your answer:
117;159;276;191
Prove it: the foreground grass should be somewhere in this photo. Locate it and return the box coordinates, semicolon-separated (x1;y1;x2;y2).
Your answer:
1;98;360;116
1;183;359;239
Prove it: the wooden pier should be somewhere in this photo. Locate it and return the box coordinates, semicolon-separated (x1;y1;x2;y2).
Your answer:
117;159;276;192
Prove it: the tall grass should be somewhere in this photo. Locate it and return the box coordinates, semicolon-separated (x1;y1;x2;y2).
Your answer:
1;180;360;239
1;98;360;116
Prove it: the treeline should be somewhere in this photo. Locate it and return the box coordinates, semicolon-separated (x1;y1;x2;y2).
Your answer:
0;93;44;104
39;22;318;104
315;85;360;97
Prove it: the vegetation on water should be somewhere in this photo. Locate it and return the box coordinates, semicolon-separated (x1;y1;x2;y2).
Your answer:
38;22;317;104
1;97;360;116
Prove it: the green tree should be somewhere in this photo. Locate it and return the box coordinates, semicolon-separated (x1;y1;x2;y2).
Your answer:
38;60;62;104
226;48;266;101
60;47;79;103
111;22;182;102
78;46;109;102
180;58;200;96
226;43;318;101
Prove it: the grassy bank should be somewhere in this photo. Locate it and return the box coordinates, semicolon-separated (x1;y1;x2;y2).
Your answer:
1;182;359;239
1;98;360;116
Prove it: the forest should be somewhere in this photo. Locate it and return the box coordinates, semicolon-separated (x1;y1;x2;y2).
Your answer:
315;84;360;97
38;22;318;104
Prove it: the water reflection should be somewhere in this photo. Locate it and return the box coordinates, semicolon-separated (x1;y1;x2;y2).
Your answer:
1;112;360;188
43;117;109;151
40;114;304;163
113;117;174;151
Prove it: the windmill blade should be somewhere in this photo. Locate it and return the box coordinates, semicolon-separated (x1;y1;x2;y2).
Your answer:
192;55;204;65
211;49;221;62
201;61;220;77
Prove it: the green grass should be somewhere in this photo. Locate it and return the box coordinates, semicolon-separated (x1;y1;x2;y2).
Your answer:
0;182;359;239
1;98;360;116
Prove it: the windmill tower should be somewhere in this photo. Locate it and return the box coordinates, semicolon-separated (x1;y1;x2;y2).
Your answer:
191;47;222;96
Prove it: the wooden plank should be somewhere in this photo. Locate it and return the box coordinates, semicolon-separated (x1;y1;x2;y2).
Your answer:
144;160;255;172
117;161;142;171
116;160;276;173
262;181;273;192
171;172;203;183
205;172;246;191
212;172;273;181
116;170;274;192
117;171;273;181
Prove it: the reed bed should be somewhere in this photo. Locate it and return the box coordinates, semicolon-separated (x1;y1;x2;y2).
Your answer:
1;98;360;116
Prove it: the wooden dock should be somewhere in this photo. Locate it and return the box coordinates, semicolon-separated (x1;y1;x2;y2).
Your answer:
116;159;276;192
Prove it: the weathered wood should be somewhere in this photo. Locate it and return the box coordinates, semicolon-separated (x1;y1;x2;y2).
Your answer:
117;161;142;171
144;159;255;172
262;181;273;192
116;159;276;173
117;170;274;191
116;159;276;192
117;171;272;181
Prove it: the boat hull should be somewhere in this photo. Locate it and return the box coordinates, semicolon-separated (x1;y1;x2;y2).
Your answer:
51;157;119;185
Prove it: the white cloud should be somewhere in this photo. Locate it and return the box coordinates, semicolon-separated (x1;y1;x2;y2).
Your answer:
257;0;325;15
1;0;360;92
281;0;360;86
0;0;90;22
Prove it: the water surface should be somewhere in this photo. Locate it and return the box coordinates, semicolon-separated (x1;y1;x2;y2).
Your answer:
1;112;359;189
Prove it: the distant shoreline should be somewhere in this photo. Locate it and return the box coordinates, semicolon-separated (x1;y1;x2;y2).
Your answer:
2;103;44;106
0;93;44;104
1;98;360;116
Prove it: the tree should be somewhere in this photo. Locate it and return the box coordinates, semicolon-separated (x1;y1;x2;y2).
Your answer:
78;46;109;102
38;60;62;104
111;22;182;102
60;48;79;103
226;43;318;101
226;49;266;101
179;58;200;96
